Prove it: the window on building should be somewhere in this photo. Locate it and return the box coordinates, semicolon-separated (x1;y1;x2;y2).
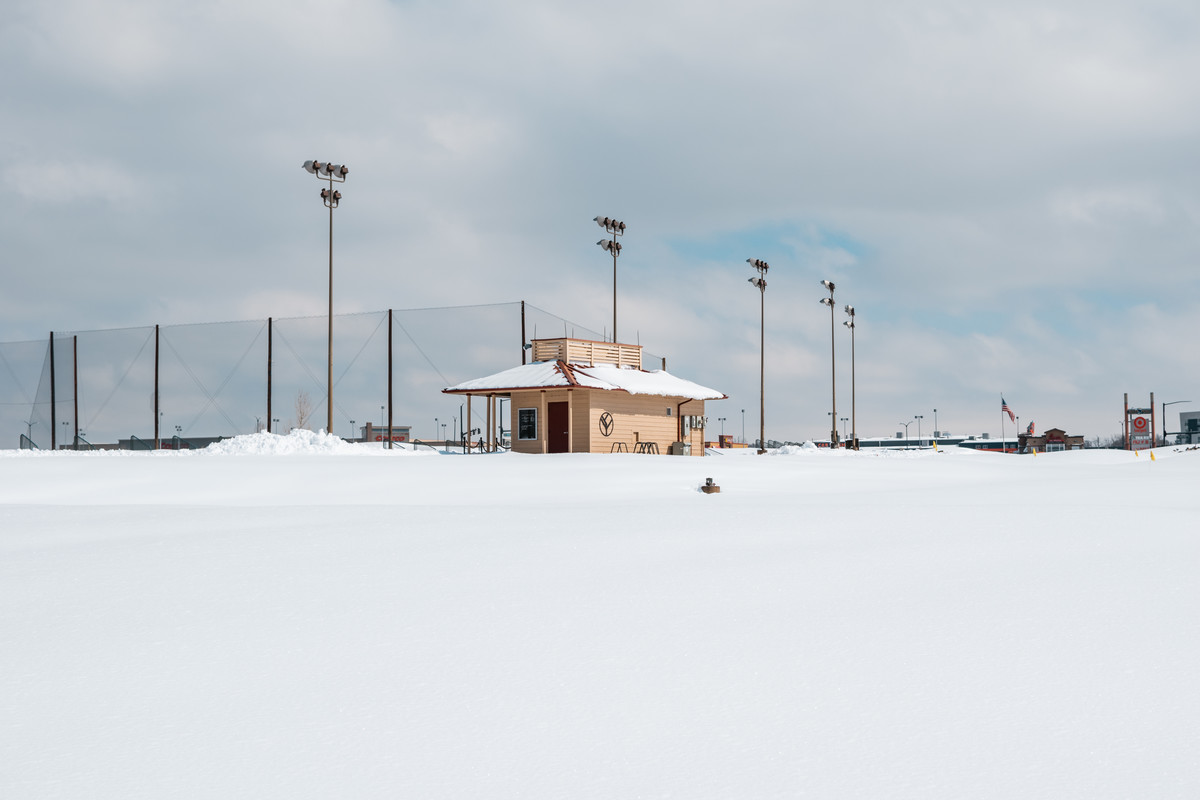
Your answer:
518;408;538;440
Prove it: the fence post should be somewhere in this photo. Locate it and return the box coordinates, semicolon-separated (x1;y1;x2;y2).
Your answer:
49;332;57;451
154;324;160;450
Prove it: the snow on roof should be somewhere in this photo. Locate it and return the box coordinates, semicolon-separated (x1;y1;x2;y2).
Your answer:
445;360;725;400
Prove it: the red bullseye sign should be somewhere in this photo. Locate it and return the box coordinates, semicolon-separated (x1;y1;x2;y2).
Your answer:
1132;416;1148;432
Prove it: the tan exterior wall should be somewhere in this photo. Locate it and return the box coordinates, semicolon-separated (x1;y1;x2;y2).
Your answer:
506;388;706;455
571;391;591;452
586;393;706;455
509;388;574;454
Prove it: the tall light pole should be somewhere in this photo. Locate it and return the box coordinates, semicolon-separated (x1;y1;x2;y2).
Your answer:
933;408;938;438
900;419;914;448
719;417;726;437
843;305;856;449
915;414;923;447
748;259;769;454
1163;400;1190;444
741;409;745;444
303;159;349;435
820;280;838;446
594;216;626;342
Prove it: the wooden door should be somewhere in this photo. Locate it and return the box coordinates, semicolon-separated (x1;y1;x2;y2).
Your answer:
548;401;569;453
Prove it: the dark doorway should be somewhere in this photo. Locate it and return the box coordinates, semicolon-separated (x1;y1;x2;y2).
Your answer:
548;401;569;453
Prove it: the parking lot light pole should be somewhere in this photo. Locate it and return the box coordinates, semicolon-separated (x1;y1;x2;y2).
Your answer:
1163;400;1190;444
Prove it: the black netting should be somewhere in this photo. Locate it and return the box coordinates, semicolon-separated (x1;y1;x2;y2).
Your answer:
1;301;666;449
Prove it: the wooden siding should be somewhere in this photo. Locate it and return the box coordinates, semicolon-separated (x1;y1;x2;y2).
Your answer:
508;387;705;455
587;393;706;455
531;338;642;369
509;390;541;455
571;391;591;453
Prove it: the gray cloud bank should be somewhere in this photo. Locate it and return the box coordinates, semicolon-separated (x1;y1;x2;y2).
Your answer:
2;0;1198;442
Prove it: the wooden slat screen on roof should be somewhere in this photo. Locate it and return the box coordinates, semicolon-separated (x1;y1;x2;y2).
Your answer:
532;338;642;369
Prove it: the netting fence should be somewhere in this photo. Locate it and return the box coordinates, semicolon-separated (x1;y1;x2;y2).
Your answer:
0;301;664;450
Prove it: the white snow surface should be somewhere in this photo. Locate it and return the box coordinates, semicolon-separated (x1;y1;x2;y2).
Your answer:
3;433;1200;799
445;360;724;400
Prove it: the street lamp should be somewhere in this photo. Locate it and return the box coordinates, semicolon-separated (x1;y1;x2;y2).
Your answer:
900;419;915;448
350;419;355;441
915;414;923;447
718;417;726;436
594;216;626;342
741;409;745;444
820;280;838;446
1163;400;1191;443
933;408;938;438
748;258;769;454
302;159;349;436
841;417;848;441
843;305;856;449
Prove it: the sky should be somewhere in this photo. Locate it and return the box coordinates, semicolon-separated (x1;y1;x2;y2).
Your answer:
3;0;1199;443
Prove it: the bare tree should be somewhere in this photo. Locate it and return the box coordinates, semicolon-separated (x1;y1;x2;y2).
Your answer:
294;390;313;431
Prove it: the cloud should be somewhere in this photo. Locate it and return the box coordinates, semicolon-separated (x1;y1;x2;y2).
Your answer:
3;160;141;205
2;0;1200;442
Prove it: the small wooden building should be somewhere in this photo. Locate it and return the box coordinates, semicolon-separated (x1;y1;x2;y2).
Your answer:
444;338;725;455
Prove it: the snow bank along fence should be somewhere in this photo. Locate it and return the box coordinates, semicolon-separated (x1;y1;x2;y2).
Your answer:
1;301;663;450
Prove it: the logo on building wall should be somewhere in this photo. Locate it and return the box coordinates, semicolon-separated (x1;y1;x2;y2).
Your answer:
599;411;614;437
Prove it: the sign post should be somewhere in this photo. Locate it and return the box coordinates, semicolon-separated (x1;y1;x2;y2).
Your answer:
1124;392;1156;451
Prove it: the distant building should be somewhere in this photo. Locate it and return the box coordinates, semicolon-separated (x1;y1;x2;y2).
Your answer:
360;423;411;444
1018;427;1084;453
1177;412;1200;445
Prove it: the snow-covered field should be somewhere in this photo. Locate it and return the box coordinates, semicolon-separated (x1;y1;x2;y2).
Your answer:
3;433;1199;799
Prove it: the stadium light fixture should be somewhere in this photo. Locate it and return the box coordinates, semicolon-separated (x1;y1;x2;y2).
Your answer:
843;305;857;449
747;258;769;454
594;216;626;342
302;158;349;435
821;280;838;446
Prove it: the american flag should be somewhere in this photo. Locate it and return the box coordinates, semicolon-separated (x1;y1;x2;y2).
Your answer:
1002;397;1015;423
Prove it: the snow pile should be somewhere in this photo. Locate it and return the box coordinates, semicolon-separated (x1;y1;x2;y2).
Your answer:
773;441;820;454
199;429;430;456
577;364;725;399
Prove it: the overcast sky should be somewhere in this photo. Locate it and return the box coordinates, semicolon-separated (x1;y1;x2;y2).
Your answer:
3;0;1199;443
